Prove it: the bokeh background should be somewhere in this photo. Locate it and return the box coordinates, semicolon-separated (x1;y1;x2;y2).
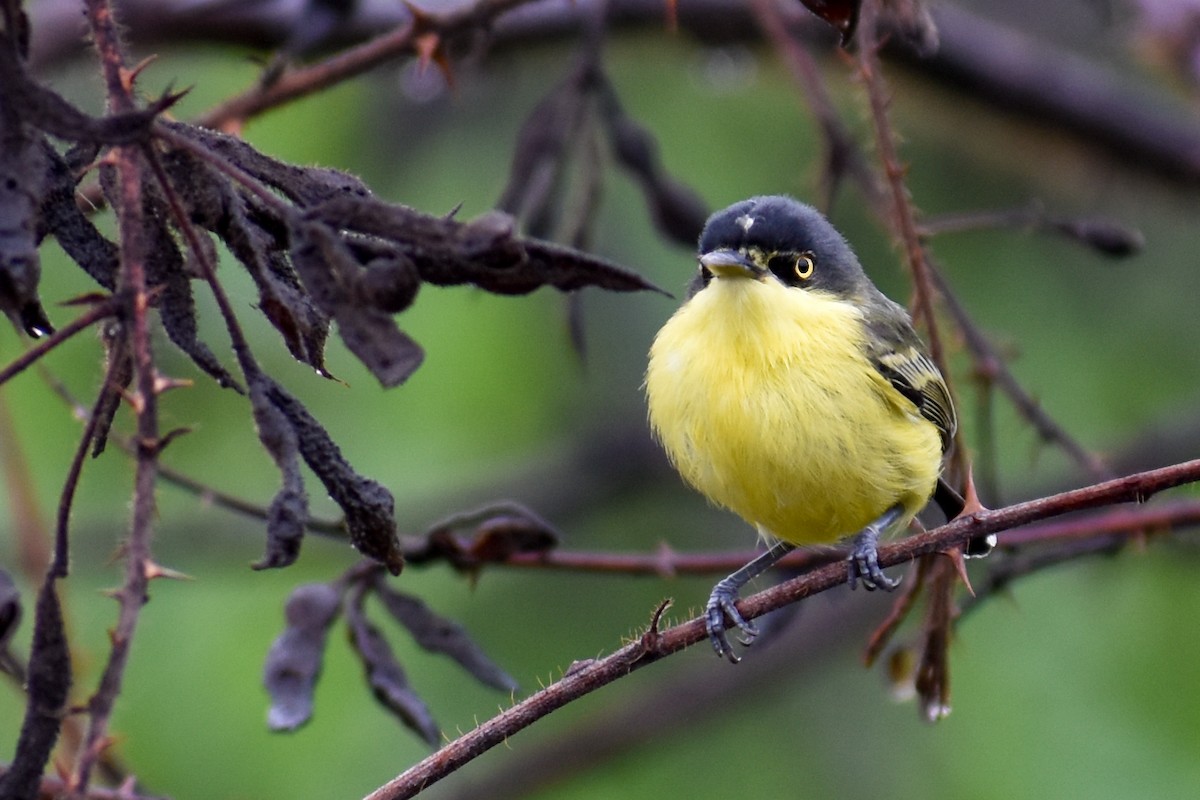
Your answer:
3;1;1200;798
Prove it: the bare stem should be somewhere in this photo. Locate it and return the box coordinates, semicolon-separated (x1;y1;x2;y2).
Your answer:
0;300;118;389
71;2;160;794
194;0;537;130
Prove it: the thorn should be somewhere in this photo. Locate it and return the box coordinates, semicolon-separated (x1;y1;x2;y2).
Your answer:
412;32;456;90
946;548;975;596
649;597;672;633
218;117;245;137
401;0;436;34
117;775;140;798
637;598;672;655
960;465;990;516
126;54;159;85
118;387;143;414
59;292;114;307
144;560;194;581
958;465;998;558
414;32;437;72
153;375;194;394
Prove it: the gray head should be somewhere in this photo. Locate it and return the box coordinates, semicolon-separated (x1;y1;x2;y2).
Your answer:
692;196;869;298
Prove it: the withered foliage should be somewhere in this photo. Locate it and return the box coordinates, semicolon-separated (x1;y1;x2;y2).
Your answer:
0;4;675;779
263;505;552;742
0;27;659;567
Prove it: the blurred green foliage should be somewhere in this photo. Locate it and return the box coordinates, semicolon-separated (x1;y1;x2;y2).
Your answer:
2;23;1200;800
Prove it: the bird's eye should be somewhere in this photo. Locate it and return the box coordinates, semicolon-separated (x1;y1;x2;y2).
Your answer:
794;253;815;280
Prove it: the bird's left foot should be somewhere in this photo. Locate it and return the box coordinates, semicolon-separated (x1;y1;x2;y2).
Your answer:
846;507;903;591
705;578;758;663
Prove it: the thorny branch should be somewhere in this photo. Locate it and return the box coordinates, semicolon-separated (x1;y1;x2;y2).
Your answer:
366;458;1200;799
67;2;160;795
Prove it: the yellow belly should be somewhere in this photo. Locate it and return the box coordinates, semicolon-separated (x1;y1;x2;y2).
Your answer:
645;278;941;545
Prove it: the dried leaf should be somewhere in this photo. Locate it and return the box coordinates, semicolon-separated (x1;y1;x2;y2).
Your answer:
164;149;332;373
91;319;133;457
410;504;560;570
310;197;662;297
602;86;709;248
289;218;425;387
140;186;241;391
913;557;959;723
467;514;559;562
263;378;404;574
0;37;179;147
496;64;590;231
0;107;53;337
881;0;938;57
0;580;71;800
164;122;372;209
797;0;861;45
346;592;440;747
358;254;420;314
249;376;309;570
36;140;119;291
96;161;240;390
263;582;341;731
374;584;518;692
0;568;20;657
1051;217;1145;258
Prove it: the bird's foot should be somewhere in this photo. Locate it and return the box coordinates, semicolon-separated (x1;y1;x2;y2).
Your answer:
705;578;759;663
847;517;901;592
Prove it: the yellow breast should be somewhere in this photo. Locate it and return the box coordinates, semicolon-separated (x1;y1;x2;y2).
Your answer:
645;277;941;545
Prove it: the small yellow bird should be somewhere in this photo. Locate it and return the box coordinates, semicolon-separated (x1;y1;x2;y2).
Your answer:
646;196;960;661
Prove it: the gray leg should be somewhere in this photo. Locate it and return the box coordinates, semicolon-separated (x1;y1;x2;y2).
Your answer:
706;539;796;663
847;504;905;592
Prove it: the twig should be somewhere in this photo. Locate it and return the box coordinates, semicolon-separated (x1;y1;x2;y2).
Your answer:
958;534;1129;620
0;767;167;800
748;0;884;214
0;300;118;388
926;258;1111;480
71;2;161;794
194;0;535;130
855;3;942;358
999;498;1200;546
364;458;1200;798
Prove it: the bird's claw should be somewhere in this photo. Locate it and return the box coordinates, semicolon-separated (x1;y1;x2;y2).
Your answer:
847;538;900;592
706;580;758;663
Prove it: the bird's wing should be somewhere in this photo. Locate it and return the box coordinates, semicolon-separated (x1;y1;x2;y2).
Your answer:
864;307;957;452
873;347;956;450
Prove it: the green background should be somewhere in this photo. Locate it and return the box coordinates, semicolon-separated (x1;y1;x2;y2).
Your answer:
3;15;1200;800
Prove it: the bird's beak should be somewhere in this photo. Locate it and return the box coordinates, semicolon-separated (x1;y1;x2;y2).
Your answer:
699;249;764;280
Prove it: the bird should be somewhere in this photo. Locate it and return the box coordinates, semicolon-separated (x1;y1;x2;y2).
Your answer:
645;195;963;662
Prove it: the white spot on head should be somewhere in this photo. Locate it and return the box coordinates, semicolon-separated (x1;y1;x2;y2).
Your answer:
735;214;755;233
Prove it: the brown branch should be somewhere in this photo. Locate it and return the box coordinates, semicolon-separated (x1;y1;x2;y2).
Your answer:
999;498;1200;546
855;3;942;360
70;2;161;795
0;300;118;389
926;258;1111;481
193;0;537;130
0;767;166;800
748;0;884;215
364;458;1200;799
